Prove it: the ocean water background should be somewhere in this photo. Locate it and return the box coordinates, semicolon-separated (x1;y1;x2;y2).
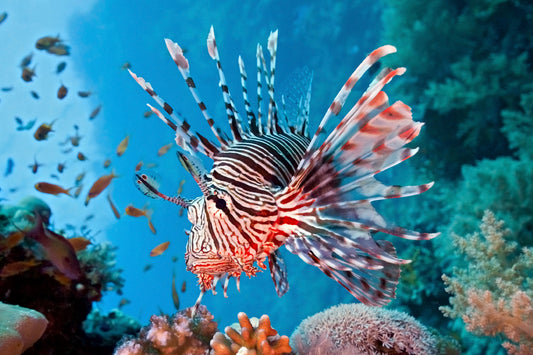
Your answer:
0;0;397;336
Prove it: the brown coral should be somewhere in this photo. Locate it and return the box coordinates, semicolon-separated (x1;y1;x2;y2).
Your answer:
210;312;291;355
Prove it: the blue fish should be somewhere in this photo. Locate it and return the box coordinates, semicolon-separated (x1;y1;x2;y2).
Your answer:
4;158;14;177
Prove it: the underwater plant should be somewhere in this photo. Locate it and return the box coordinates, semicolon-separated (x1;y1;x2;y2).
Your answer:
441;210;533;354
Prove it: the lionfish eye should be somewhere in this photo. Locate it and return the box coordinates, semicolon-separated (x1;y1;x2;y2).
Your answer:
215;198;226;210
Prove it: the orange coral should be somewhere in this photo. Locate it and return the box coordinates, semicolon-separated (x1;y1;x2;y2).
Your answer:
210;312;291;355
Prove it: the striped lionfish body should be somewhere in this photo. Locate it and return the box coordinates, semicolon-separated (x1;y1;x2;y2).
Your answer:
129;27;438;310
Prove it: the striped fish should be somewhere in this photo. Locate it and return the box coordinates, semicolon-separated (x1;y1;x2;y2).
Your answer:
129;27;439;311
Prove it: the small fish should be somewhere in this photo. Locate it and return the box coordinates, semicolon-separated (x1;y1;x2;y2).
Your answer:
70;134;82;146
15;117;37;131
177;179;185;195
143;110;153;118
74;184;83;198
34;120;56;140
57;162;66;173
0;231;25;252
0;260;40;278
56;61;67;74
21;66;36;82
116;135;129;157
1;86;13;92
4;158;14;177
125;204;156;234
75;171;86;185
171;271;179;310
67;236;91;252
107;193;121;219
47;43;70;56
103;159;112;168
20;53;33;68
89;105;101;120
35;182;71;196
36;35;61;50
181;281;186;292
85;171;118;205
28;156;43;174
157;142;173;156
143;264;152;272
118;298;130;309
31;91;40;99
171;256;178;263
0;12;7;25
85;214;95;221
50;174;60;180
135;161;143;171
121;62;131;70
150;241;170;257
57;84;68;99
24;214;82;279
77;91;92;98
77;152;88;161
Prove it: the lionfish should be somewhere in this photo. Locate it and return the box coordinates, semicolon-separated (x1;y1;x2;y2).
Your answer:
129;27;438;311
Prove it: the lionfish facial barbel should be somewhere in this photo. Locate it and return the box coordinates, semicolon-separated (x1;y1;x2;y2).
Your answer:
129;26;439;311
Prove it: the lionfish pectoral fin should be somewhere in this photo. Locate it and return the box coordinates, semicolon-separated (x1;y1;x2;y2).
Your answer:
268;249;289;297
283;229;400;306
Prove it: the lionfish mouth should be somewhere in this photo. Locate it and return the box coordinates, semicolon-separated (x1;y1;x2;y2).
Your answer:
186;258;241;276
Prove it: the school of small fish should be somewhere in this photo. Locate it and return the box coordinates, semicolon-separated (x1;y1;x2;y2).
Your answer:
0;11;188;311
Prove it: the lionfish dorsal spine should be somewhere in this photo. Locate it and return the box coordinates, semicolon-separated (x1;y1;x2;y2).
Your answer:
255;44;264;135
207;26;245;142
305;45;397;155
238;55;259;135
164;37;229;150
127;70;217;157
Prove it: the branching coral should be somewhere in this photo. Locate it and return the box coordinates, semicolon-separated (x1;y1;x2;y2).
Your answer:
290;303;437;355
441;210;533;353
210;312;291;355
114;304;217;355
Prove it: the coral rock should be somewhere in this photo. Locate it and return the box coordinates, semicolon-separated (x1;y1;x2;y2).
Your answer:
0;301;48;355
210;312;291;355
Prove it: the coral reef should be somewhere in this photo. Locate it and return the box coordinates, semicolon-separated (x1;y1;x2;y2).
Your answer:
83;308;141;350
441;210;533;354
0;301;48;355
210;312;291;355
114;304;218;355
0;196;127;354
290;303;437;355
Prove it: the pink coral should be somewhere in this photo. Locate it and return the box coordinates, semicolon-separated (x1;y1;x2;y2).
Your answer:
441;210;533;354
290;303;437;354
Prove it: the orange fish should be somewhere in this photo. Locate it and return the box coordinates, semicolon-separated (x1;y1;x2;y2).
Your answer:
0;231;25;252
157;142;173;156
28;156;43;174
118;298;131;309
177;179;185;195
181;280;186;293
35;35;61;50
135;160;143;171
75;171;86;185
77;152;88;161
0;260;40;277
107;193;121;219
85;171;118;205
150;241;170;257
116;135;129;157
35;182;71;196
25;214;82;279
57;162;66;173
34;120;56;140
89;105;102;120
125;204;156;234
21;66;36;82
74;184;83;198
57;84;68;99
67;236;91;252
172;271;179;310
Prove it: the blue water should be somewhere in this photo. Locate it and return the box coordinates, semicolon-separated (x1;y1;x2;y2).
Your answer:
0;0;386;337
